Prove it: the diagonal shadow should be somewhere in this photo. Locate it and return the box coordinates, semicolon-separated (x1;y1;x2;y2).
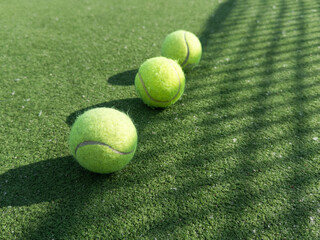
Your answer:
152;0;279;238
277;0;320;236
213;0;291;237
10;0;320;239
15;1;240;238
142;0;320;238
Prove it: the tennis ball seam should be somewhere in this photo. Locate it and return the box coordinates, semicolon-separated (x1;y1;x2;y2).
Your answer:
138;62;181;103
180;31;190;67
75;141;135;156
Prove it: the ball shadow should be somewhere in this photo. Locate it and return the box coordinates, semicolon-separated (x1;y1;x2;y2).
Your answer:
107;69;138;86
0;156;116;207
66;98;164;128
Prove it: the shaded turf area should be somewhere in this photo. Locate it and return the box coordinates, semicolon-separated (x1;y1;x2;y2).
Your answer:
0;0;319;239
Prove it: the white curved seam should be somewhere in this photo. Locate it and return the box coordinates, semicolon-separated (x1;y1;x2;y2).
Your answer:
168;63;181;100
181;32;190;67
138;70;181;103
75;141;134;156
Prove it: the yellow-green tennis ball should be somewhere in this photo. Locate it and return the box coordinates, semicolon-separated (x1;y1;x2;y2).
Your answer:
161;30;202;70
69;107;138;174
135;56;185;108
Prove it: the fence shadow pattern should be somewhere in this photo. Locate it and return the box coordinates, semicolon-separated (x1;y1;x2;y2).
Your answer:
1;0;320;239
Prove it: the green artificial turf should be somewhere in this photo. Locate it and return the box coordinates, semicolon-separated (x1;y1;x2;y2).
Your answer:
1;0;320;239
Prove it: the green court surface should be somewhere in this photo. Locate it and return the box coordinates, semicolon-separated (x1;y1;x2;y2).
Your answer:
0;0;319;239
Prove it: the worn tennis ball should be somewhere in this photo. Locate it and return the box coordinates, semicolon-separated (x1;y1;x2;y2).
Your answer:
69;107;137;174
135;56;185;108
161;30;202;70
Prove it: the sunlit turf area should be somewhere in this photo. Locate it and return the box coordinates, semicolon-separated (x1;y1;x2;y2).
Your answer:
1;0;320;239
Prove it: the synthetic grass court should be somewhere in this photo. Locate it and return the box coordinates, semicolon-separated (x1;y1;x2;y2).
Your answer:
1;0;320;239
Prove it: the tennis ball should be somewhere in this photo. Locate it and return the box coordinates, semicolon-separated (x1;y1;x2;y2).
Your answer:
69;107;137;174
161;30;202;70
135;56;185;108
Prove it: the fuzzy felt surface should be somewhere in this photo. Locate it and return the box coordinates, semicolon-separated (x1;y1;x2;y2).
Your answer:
161;30;202;69
135;57;185;108
69;108;137;173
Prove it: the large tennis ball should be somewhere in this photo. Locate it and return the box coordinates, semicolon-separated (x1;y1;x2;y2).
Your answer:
135;57;185;108
69;108;137;174
161;30;202;70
